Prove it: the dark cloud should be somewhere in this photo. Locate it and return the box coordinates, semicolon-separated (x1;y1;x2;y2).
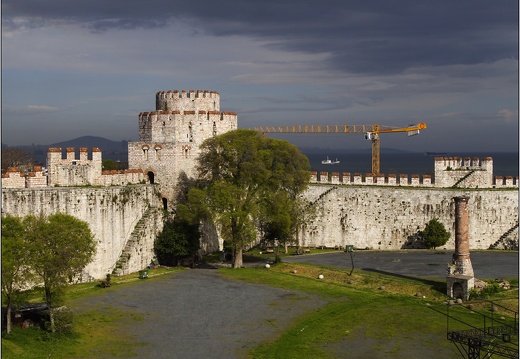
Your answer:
3;0;517;75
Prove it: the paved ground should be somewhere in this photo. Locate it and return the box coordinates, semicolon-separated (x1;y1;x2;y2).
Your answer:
74;251;518;358
284;250;519;280
75;268;326;359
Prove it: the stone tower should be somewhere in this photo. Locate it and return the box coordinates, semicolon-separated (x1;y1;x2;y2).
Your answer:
128;90;238;206
446;195;475;299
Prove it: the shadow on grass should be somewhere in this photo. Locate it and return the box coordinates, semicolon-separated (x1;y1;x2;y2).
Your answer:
242;254;270;263
361;267;447;294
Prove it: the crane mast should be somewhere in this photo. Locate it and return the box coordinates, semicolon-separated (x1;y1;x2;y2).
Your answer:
254;123;427;175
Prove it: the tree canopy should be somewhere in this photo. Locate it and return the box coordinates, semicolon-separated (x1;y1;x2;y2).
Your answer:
420;218;451;249
154;219;200;266
24;213;96;331
187;129;310;268
1;215;32;334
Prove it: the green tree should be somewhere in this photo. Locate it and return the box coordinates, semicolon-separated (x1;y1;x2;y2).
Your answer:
24;213;96;332
260;192;292;261
1;215;32;334
191;129;310;268
420;218;451;249
154;219;200;266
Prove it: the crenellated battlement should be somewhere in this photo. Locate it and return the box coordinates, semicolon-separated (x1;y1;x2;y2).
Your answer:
434;156;493;171
310;172;434;187
309;156;516;188
434;156;494;188
39;147;146;188
310;170;517;188
156;89;219;100
156;89;220;113
1;167;26;188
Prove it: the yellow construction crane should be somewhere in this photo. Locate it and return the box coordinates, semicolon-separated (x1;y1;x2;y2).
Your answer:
254;123;427;175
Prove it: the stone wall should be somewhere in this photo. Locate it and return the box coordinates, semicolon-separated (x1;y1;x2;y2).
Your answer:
300;185;519;250
1;184;162;281
310;156;517;189
1;167;26;188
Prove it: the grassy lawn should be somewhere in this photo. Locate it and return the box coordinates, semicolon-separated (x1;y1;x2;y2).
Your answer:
220;262;519;358
2;261;518;358
1;267;184;359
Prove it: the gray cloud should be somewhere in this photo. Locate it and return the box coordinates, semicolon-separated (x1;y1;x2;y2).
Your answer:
2;0;517;151
3;0;517;75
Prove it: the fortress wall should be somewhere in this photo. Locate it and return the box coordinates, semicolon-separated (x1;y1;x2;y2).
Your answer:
47;147;102;187
1;184;160;280
301;185;518;250
1;167;26;188
128;142;201;201
26;166;47;188
311;170;517;188
100;169;147;186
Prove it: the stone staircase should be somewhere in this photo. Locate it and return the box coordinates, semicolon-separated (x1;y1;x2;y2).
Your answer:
113;207;156;276
489;222;519;250
451;170;476;188
309;186;338;207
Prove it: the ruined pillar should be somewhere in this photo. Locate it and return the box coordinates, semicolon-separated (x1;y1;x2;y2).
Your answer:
446;195;474;299
453;195;474;276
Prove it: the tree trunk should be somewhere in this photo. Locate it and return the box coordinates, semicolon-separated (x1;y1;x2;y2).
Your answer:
6;305;12;334
233;248;243;268
45;286;56;333
49;309;56;333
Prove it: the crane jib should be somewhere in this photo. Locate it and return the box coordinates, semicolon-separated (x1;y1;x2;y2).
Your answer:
253;123;427;175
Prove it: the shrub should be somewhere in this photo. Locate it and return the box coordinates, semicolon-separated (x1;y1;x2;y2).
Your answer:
420;218;450;249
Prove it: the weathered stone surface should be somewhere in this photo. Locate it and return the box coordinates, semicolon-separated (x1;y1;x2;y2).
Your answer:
1;185;163;280
300;186;518;250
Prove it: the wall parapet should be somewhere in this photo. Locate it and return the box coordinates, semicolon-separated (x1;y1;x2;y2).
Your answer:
1;167;27;188
309;171;517;188
310;171;434;187
310;156;517;188
1;147;149;189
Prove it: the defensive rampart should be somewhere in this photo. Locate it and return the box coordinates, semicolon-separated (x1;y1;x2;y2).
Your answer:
1;148;147;189
300;185;518;250
310;156;517;188
1;185;163;281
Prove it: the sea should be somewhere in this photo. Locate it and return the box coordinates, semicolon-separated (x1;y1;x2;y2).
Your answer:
301;149;519;178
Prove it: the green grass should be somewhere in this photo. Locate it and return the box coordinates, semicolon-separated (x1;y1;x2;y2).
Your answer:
1;267;184;359
219;262;519;358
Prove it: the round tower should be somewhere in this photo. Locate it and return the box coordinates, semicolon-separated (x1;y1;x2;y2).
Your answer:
156;90;220;112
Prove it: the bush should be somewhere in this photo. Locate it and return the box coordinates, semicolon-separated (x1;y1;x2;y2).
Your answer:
154;219;200;266
44;307;74;334
469;282;503;299
420;218;450;249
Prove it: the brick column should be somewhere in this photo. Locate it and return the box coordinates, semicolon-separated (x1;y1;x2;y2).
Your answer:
453;195;473;276
446;195;474;300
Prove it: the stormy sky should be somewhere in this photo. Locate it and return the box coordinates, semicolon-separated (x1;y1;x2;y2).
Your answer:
2;0;518;152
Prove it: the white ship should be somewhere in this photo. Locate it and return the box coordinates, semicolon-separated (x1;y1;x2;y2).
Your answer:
321;156;340;165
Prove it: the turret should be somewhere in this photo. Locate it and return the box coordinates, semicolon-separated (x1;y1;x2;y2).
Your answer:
156;89;220;112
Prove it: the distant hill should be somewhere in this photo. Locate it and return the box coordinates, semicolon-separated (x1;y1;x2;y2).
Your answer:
4;136;129;165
